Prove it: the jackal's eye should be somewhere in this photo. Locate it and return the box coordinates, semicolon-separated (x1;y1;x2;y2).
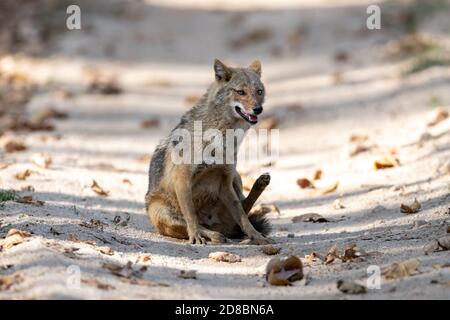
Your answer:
257;89;263;95
236;89;246;96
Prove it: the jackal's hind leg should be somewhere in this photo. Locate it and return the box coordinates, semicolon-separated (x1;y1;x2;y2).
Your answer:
242;173;271;213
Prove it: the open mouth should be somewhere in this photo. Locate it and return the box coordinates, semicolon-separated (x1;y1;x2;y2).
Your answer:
235;106;258;124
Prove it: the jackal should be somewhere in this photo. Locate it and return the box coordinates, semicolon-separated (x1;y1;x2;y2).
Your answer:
145;59;272;245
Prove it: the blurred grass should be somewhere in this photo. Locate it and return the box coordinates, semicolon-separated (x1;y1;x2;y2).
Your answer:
403;47;450;76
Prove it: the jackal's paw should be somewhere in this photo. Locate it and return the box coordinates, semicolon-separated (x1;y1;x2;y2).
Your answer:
255;173;271;188
188;231;207;245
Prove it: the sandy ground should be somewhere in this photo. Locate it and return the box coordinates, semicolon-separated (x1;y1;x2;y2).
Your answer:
0;0;449;299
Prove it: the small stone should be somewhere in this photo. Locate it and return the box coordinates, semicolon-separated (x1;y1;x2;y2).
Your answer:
287;233;295;238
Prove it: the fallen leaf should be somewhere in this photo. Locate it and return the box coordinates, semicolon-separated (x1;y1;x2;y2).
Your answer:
14;169;33;180
266;256;303;286
2;138;27;153
325;244;340;265
88;78;122;95
91;180;109;196
178;270;197;279
313;169;322;180
337;280;367;294
304;252;324;263
81;278;115;290
383;259;420;279
349;144;372;157
140;118;160;129
17;195;44;206
341;243;367;262
400;199;421;214
427;107;448;127
296;178;314;189
0;273;23;291
292;213;329;223
122;178;132;185
374;156;399;170
310;182;339;196
0;229;32;251
31;152;52;168
349;134;368;143
136;255;151;263
209;251;241;263
97;246;114;255
261;245;281;255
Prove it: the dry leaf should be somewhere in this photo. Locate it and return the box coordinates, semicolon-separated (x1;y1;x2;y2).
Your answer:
31;152;52;168
261;245;281;255
209;251;241;263
292;213;329;223
325;244;340;264
91;180;109;196
2;138;27;153
140;118;160;129
341;243;367;262
349;144;372;157
383;259;420;279
266;256;303;286
81;278;115;290
374;156;399;170
17;195;44;206
313;169;322;180
427;107;448;127
88;78;122;95
297;178;314;189
179;270;197;279
14;169;33;180
0;229;32;251
97;246;114;255
310;182;339;196
304;252;324;263
400;199;421;214
136;255;151;263
122;178;132;185
102;261;142;279
337;280;367;294
349;134;368;143
0;273;23;291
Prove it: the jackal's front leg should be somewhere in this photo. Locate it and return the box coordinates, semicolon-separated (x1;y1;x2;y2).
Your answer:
173;166;206;244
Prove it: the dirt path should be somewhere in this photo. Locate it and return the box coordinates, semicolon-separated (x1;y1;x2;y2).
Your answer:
0;0;449;299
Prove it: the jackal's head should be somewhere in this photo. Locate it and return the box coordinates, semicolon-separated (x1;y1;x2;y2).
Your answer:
212;59;265;125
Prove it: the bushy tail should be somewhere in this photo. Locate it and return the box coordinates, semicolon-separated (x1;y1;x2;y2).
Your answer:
227;211;272;239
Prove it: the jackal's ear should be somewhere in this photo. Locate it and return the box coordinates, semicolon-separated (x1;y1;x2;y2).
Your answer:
214;59;232;82
248;60;261;77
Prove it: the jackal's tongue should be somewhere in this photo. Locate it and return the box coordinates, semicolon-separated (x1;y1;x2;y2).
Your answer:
248;114;257;122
